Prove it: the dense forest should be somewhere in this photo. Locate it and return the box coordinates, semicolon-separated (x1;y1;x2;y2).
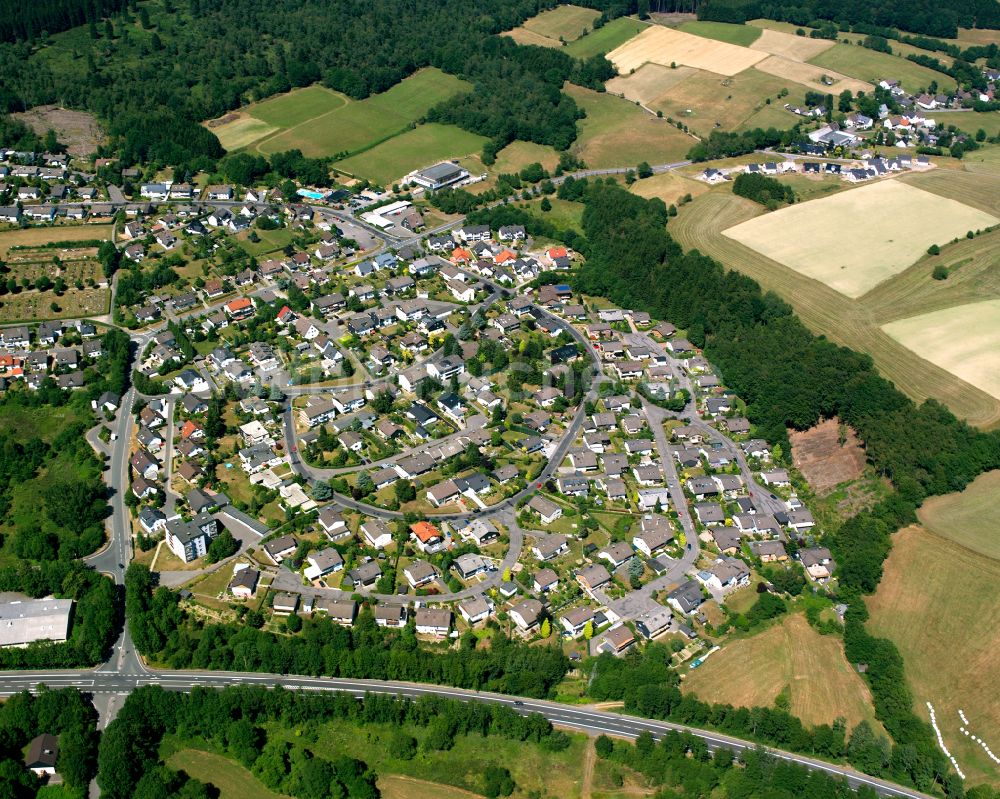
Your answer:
98;685;570;799
0;0;128;42
697;0;1000;37
0;0;621;169
126;564;569;697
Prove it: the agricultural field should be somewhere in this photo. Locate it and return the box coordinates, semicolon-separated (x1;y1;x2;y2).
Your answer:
930;111;1000;138
563;17;650;59
645;67;794;137
722;180;999;298
748;27;835;60
607;25;767;76
753;54;871;94
868;525;1000;787
738;101;805;132
334;123;488;186
809;43;956;93
956;27;1000;46
491;140;560;175
504;4;601;48
565;84;695;168
0;225;113;258
629;171;708;206
882;299;1000;400
607;63;697;106
669;182;1000;428
917;470;1000;560
677;20;761;47
681;613;879;729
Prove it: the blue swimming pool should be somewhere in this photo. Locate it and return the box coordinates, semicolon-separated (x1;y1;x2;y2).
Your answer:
297;189;325;200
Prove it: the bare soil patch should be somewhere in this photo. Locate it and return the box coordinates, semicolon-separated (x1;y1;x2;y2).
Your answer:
12;106;105;157
789;417;866;494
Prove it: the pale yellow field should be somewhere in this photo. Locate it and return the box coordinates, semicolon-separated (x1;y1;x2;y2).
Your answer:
505;27;562;48
629;171;708;205
883;299;1000;401
210;115;279;151
723;180;999;298
749;28;835;60
607;25;766;76
606;63;697;105
753;54;872;94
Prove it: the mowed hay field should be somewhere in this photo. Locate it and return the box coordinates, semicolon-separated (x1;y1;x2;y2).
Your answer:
917;470;1000;560
166;749;290;799
809;43;956;92
565;84;694;167
607;63;696;105
629;171;708;205
564;16;649;59
504;4;601;48
754;54;871;94
882;299;1000;401
868;526;1000;787
334;123;487;185
722;180;999;298
492;140;560;175
607;25;766;76
670;187;1000;428
254;68;471;157
681;613;879;729
749;27;834;60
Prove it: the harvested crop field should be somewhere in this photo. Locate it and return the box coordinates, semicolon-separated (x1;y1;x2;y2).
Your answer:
789;418;866;495
566;84;694;168
607;25;766;76
753;54;871;94
12;106;105;157
918;470;1000;561
723;180;999;298
505;27;561;47
681;613;879;730
868;525;1000;787
883;299;1000;401
748;28;834;60
629;171;707;205
606;63;696;105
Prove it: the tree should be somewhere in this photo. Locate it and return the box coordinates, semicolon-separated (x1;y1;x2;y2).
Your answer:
539;197;552;212
932;264;948;280
540;618;551;638
483;765;515;798
927;244;940;255
636;161;653;179
583;621;594;640
594;734;614;758
206;531;239;563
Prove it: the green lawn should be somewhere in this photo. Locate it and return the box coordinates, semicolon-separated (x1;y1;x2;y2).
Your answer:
930;111;1000;138
166;748;290;799
248;85;348;128
524;197;585;231
564;17;649;59
236;227;295;257
678;20;762;47
258;68;472;158
809;43;956;93
335;123;488;185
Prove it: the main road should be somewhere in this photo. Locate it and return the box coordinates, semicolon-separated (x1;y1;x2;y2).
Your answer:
0;669;934;799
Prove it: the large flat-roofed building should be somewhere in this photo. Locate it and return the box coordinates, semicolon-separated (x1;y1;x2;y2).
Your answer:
410;162;469;191
0;598;73;647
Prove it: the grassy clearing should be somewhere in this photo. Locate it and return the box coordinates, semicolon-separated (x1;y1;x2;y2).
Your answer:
957;28;1000;46
883;298;1000;401
492;141;560;175
647;67;793;137
564;17;650;59
629;171;708;205
678;20;762;47
335;123;488;185
0;224;112;258
257;68;471;158
867;526;1000;787
565;84;694;168
608;24;767;75
917;470;1000;560
522;5;601;42
930;111;1000;137
212;117;279;152
722;180;998;298
669;186;1000;428
809;43;956;93
681;613;879;729
505;27;562;48
523;197;585;230
166;749;290;799
738;101;804;131
249;85;348;128
379;776;484;799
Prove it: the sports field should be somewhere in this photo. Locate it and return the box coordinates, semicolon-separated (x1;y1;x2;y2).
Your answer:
868;525;1000;787
607;25;767;76
883;299;1000;400
258;68;472;158
564;84;694;168
682;613;879;729
749;27;834;60
670;184;1000;428
754;54;871;94
677;20;761;47
723;180;999;298
564;17;649;59
334;123;487;185
917;470;1000;561
504;4;601;47
809;43;956;93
